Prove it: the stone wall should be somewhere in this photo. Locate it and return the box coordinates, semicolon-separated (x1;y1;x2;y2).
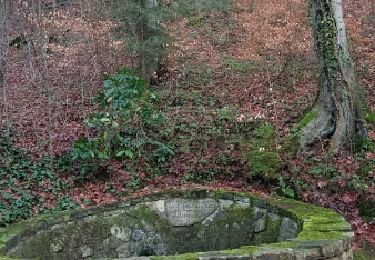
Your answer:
0;190;354;260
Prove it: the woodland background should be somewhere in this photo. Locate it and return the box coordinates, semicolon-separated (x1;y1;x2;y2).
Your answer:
0;0;374;257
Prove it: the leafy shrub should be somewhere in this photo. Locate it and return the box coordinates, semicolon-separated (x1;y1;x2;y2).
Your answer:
71;68;174;178
246;123;279;180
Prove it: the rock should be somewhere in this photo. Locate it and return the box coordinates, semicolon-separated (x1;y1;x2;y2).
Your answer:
156;198;218;226
277;218;298;241
253;218;266;233
50;241;63;253
2;190;353;260
117;244;131;258
80;246;93;258
253;207;267;233
219;199;234;210
111;226;131;241
268;212;280;221
132;230;145;241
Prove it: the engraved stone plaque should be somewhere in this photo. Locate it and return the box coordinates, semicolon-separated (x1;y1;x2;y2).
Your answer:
152;198;218;227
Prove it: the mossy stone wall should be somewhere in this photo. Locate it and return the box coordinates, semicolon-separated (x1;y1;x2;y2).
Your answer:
0;190;353;260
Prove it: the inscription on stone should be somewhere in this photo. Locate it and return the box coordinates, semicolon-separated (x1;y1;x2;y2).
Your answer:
155;199;218;226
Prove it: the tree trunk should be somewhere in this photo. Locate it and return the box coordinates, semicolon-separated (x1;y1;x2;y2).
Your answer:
0;0;11;137
300;0;367;154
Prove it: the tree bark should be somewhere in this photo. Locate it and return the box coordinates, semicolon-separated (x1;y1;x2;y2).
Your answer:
0;0;11;137
300;0;367;154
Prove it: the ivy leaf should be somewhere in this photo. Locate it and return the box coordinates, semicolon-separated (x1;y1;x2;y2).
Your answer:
116;150;134;158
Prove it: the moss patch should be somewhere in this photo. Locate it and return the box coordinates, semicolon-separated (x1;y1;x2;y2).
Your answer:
296;110;318;131
366;111;375;124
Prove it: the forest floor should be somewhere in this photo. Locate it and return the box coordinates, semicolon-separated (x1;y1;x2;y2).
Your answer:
1;0;375;255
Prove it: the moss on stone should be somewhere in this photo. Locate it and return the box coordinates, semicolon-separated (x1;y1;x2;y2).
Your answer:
152;252;202;260
268;197;350;241
263;241;296;249
253;213;281;245
0;189;353;260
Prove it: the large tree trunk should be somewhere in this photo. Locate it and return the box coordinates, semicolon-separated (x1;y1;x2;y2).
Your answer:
300;0;367;154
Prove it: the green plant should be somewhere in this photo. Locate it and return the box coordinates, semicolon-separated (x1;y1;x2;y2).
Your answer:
215;107;235;121
188;16;206;27
9;35;28;49
347;176;369;192
307;166;338;179
71;68;174;178
126;174;144;191
182;169;219;184
54;196;79;211
223;58;262;73
278;176;295;198
181;65;213;87
246;123;279;180
0;131;71;226
355;138;374;153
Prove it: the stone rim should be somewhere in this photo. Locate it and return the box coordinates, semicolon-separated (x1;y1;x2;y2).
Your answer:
0;189;354;260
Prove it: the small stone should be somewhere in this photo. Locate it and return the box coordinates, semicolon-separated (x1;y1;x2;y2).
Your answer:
132;229;145;241
50;241;63;253
148;200;165;213
268;212;280;221
153;246;166;256
236;201;251;208
277;218;298;241
320;240;344;258
219;199;234;210
141;220;154;232
253;218;266;233
254;207;267;220
117;244;131;258
202;209;225;225
103;236;124;249
152;234;163;244
111;225;131;241
80;246;93;258
253;249;294;260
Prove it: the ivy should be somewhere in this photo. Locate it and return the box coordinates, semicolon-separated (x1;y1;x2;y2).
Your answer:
316;3;339;73
0;132;72;226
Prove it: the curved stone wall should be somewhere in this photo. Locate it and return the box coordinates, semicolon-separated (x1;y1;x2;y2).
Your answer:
0;190;353;260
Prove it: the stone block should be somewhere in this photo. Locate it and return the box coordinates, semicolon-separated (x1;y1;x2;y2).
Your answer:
277;218;298;241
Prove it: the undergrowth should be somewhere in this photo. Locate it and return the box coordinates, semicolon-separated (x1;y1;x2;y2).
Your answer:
245;123;279;181
0;131;74;226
